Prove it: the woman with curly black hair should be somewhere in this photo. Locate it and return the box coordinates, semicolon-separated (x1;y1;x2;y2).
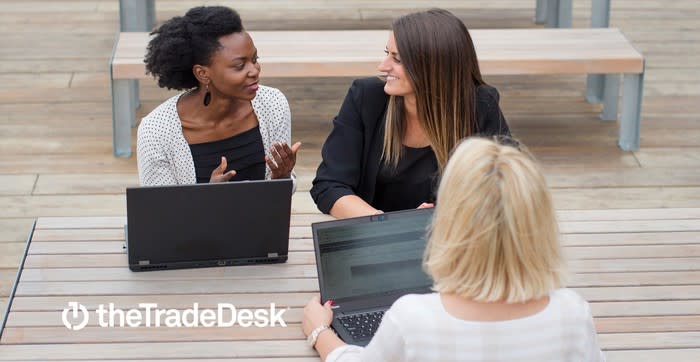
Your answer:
137;6;301;186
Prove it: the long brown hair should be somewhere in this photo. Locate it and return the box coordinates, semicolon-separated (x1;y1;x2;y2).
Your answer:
382;8;485;171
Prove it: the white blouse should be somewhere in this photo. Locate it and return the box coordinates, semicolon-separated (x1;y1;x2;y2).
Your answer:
137;85;295;186
327;289;606;362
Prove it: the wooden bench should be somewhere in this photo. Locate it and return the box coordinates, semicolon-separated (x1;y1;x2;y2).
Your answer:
118;0;611;31
110;28;644;157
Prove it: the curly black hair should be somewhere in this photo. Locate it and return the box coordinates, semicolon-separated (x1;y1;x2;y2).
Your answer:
144;6;243;90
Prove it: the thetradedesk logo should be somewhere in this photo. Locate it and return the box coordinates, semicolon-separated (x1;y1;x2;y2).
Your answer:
62;301;90;330
61;302;287;330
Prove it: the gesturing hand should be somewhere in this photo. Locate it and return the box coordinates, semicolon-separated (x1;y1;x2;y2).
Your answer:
209;156;237;183
266;141;302;179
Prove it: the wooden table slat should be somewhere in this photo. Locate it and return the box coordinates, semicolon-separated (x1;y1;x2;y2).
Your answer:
0;341;316;360
33;214;333;230
586;349;700;362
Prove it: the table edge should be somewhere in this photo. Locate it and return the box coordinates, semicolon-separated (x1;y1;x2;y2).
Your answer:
0;220;36;342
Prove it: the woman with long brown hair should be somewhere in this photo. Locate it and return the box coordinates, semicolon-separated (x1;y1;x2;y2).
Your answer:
311;8;510;218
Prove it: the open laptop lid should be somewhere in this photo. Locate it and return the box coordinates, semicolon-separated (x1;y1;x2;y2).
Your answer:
312;208;434;309
126;179;293;271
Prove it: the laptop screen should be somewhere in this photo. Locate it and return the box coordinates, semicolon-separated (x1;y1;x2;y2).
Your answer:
126;179;293;271
314;209;434;302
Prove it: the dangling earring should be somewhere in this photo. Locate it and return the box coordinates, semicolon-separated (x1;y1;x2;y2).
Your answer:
203;83;211;106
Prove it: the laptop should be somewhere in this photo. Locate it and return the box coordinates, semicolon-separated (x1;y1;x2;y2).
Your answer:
311;208;434;346
126;179;293;272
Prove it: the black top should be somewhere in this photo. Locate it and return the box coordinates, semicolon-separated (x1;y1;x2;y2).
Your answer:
310;77;510;214
374;146;438;212
189;126;265;183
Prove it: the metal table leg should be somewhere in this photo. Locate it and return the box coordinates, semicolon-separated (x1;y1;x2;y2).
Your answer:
586;0;612;103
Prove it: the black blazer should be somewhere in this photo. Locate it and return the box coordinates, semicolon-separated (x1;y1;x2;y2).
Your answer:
310;77;510;214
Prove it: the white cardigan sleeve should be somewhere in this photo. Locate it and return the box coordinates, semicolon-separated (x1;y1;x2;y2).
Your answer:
136;119;179;186
260;87;297;191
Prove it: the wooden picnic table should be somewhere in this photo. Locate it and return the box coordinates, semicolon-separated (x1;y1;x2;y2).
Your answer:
1;208;699;360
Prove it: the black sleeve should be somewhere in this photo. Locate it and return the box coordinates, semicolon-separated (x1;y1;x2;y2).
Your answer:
310;79;367;214
475;85;510;137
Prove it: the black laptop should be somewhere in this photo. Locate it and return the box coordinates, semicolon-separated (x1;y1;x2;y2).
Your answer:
126;179;293;272
311;208;434;346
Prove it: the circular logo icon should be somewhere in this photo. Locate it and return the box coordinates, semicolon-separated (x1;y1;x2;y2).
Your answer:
62;302;89;331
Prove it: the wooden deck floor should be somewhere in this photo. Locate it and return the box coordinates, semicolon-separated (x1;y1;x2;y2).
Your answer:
1;0;699;357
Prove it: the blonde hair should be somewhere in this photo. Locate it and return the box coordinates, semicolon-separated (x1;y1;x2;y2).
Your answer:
423;138;566;303
382;9;485;171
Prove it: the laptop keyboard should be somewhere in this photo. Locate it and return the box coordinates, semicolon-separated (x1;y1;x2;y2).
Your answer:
338;310;385;341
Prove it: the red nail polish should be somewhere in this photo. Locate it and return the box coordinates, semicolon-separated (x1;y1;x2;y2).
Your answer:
328;299;334;306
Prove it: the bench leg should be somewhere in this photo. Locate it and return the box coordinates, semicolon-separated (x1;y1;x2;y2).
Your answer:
119;0;156;32
591;0;611;27
130;80;140;127
112;79;134;157
585;0;612;103
535;0;547;24
146;0;156;29
601;74;620;121
618;72;644;151
586;75;605;103
546;0;572;28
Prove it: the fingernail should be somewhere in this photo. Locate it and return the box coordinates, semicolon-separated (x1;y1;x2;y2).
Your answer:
328;299;334;306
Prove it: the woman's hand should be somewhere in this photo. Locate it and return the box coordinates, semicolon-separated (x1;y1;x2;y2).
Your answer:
417;202;435;209
267;141;302;179
302;295;334;336
209;156;237;183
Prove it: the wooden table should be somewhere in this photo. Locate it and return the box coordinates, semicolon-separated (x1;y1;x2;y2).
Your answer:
1;209;699;361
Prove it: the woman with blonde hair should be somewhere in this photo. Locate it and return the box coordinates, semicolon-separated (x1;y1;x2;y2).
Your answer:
310;8;510;218
302;137;606;361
